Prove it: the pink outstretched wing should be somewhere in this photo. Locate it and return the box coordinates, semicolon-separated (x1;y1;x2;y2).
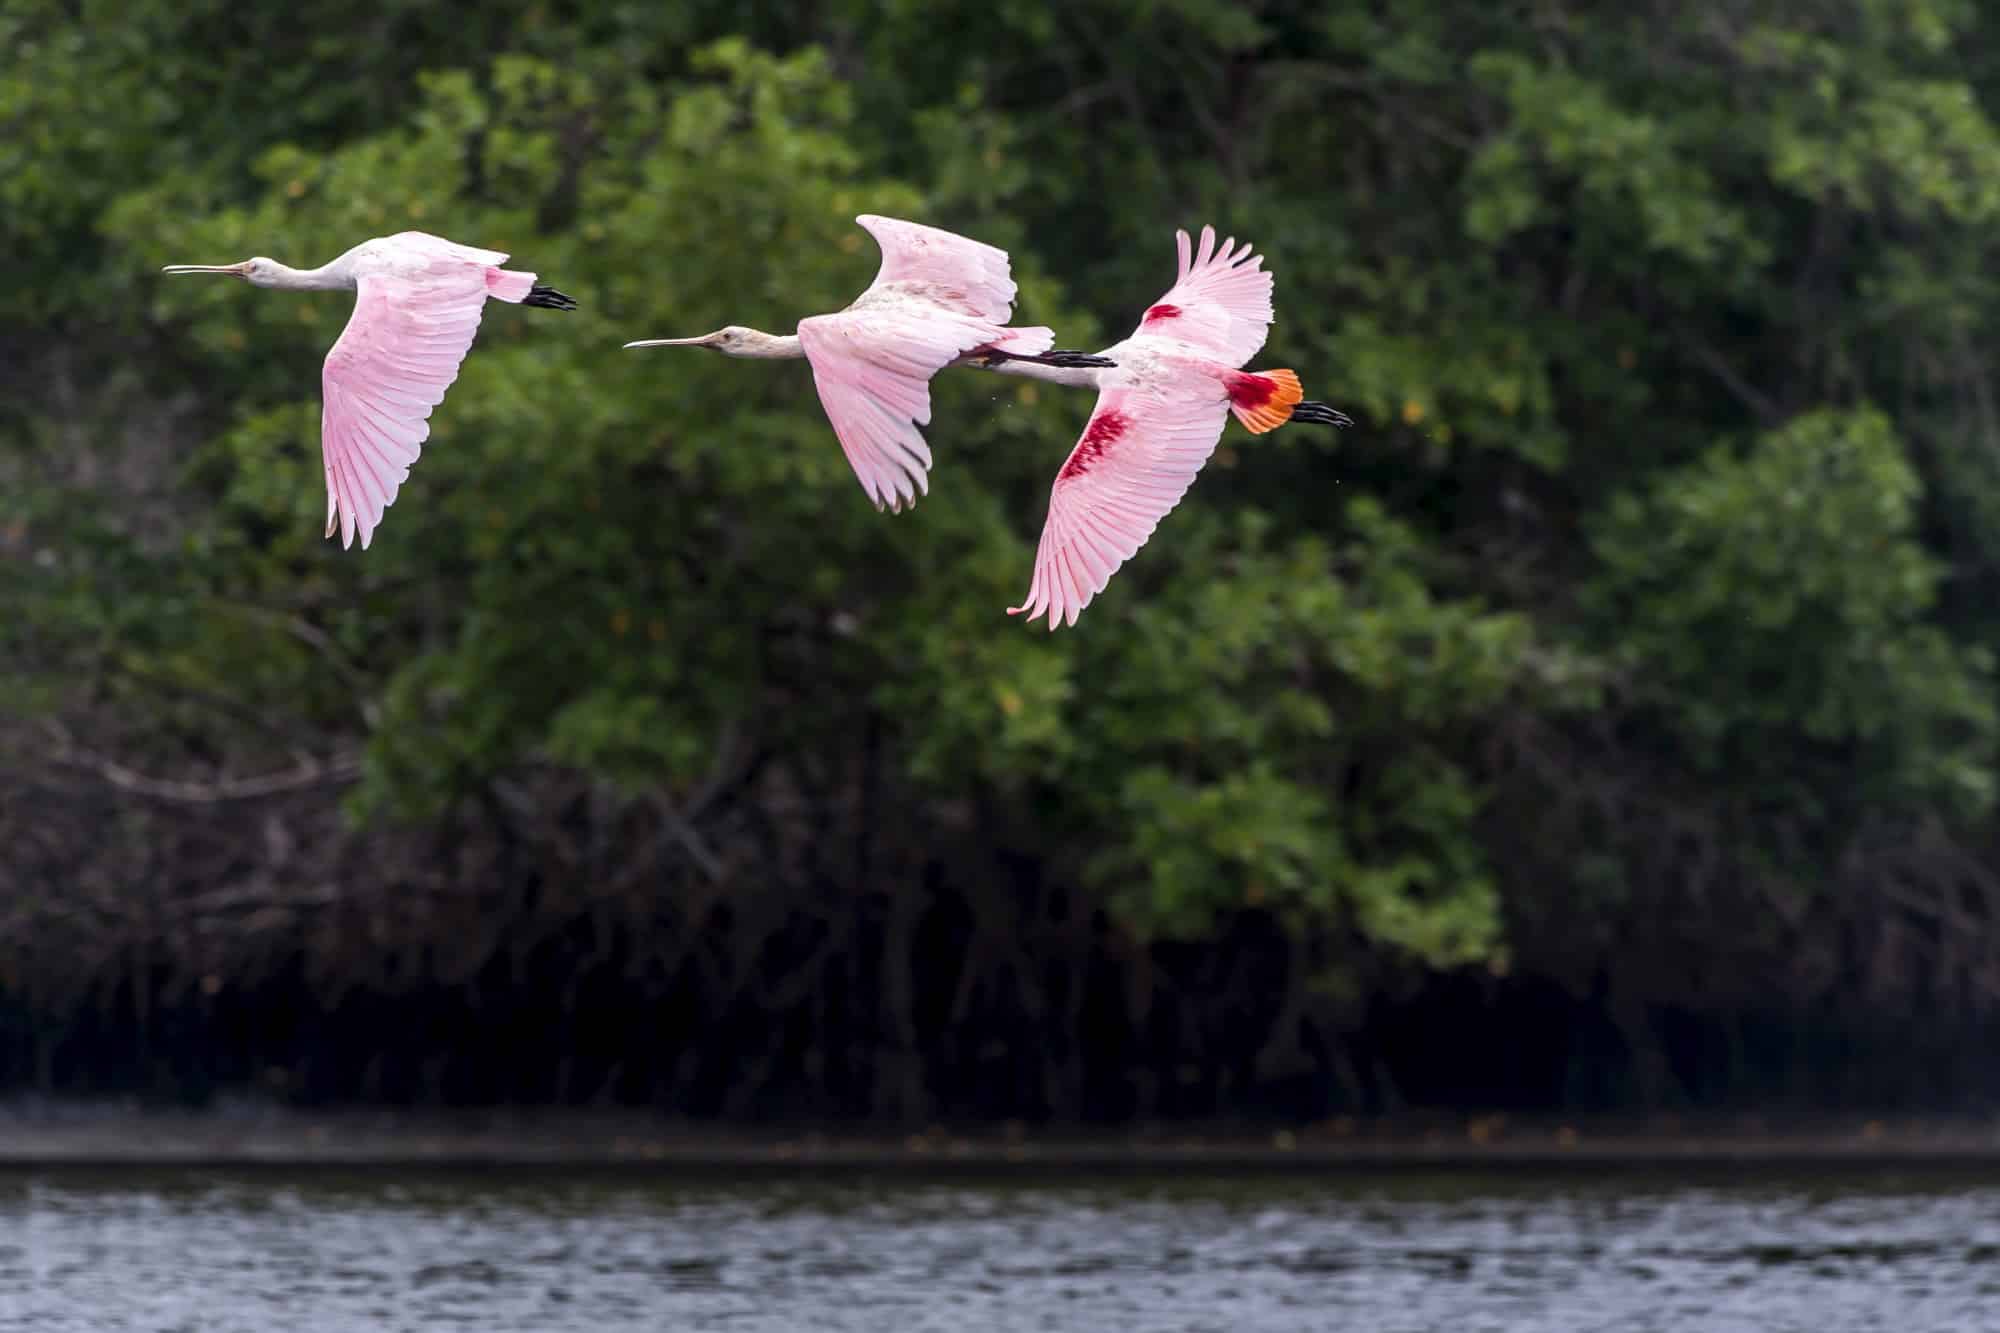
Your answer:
1009;380;1232;629
1130;225;1275;366
320;258;494;549
797;310;1051;512
386;229;510;268
855;214;1021;322
796;215;1052;511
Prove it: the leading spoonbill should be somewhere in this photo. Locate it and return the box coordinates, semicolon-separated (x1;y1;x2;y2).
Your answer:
163;231;576;550
986;225;1353;630
622;214;1111;513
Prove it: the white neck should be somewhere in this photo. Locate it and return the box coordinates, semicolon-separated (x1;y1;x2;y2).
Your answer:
741;332;803;360
960;356;1105;390
257;260;354;292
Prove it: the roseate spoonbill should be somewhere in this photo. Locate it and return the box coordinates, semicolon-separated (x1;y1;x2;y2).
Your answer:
622;214;1111;513
163;231;576;550
985;225;1353;629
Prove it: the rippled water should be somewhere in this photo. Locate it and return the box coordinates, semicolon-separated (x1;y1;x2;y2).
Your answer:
4;1163;1998;1330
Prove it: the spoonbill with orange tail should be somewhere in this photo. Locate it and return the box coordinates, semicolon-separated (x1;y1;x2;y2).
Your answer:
984;225;1352;630
622;214;1111;513
163;231;576;550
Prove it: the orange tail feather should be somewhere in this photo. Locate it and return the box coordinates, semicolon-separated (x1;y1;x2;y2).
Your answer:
1228;368;1304;434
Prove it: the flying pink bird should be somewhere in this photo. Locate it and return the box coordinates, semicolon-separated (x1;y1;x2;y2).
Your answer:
984;225;1351;630
622;214;1110;512
163;231;576;550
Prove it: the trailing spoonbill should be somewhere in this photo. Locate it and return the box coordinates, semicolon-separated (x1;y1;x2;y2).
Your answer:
622;214;1111;513
163;231;576;550
986;225;1353;630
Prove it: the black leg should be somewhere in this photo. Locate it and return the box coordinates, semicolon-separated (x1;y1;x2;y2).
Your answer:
985;348;1117;369
1292;401;1354;428
523;284;578;311
1037;349;1117;369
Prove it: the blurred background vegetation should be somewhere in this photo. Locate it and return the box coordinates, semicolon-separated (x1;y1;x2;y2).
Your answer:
5;0;2000;1121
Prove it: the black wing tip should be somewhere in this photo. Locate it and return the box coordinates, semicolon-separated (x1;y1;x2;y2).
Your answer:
524;284;578;311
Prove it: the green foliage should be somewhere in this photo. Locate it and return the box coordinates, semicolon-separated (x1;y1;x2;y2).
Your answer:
10;0;2000;1047
1588;408;1995;812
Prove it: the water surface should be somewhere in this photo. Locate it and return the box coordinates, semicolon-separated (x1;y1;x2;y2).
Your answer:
3;1163;1996;1330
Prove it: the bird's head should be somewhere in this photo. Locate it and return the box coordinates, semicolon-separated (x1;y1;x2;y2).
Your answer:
161;257;282;287
623;326;789;359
